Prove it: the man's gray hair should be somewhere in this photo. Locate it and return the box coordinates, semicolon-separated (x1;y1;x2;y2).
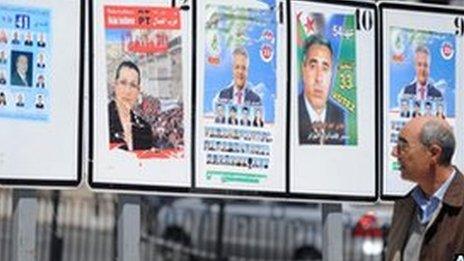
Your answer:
232;47;249;60
419;119;455;165
415;45;430;56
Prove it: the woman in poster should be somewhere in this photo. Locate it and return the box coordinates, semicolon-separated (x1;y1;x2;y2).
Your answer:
108;61;153;151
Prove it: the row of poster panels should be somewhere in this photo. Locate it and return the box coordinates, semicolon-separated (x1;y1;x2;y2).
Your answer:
0;1;83;186
0;0;462;202
90;0;378;201
90;0;379;201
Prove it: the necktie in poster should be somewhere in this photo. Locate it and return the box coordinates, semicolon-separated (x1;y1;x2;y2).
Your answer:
0;5;51;121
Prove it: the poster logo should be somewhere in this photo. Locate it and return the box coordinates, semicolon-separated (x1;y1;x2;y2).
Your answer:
261;29;275;43
260;44;273;62
441;41;454;60
15;14;30;29
391;30;405;62
207;31;221;65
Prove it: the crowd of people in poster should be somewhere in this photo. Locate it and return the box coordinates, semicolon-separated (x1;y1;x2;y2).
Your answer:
0;5;50;121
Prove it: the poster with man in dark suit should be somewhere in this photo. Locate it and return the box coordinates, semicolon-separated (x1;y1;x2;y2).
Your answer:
298;35;346;145
10;51;33;87
217;47;262;106
401;45;442;100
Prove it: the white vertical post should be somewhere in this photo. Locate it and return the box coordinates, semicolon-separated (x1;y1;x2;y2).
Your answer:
12;189;38;261
117;195;140;261
322;203;343;261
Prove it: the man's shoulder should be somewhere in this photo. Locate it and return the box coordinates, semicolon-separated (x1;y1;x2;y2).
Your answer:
442;167;464;206
327;100;345;118
427;83;443;97
403;82;416;93
218;85;233;97
245;88;261;101
297;93;306;109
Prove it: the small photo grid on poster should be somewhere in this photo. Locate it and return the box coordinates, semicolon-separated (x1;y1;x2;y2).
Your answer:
206;100;270;170
0;26;49;115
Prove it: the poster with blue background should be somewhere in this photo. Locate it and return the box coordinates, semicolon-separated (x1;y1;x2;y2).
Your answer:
388;27;455;172
0;5;51;121
203;2;276;124
199;0;280;187
389;27;455;118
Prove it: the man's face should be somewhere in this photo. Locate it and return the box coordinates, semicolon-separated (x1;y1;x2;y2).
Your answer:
233;54;248;90
415;52;430;86
114;66;140;109
437;105;443;113
242;110;249;120
217;106;224;117
16;55;28;75
401;101;408;111
230;110;237;119
391;121;431;182
302;44;333;111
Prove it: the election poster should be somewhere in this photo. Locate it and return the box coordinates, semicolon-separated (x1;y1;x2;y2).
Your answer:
289;0;376;199
195;0;287;193
0;5;51;121
381;3;464;198
295;12;357;146
0;0;82;185
91;0;192;189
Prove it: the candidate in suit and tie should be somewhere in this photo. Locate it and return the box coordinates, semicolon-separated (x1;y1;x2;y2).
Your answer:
402;45;442;101
298;35;345;145
11;54;32;87
217;47;262;106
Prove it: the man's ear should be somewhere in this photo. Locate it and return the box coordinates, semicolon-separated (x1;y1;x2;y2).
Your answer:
429;144;442;164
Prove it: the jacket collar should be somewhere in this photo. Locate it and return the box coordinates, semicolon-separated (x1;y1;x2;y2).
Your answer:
442;167;464;208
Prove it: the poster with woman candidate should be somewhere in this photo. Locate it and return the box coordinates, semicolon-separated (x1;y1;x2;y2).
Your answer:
381;3;464;198
195;0;287;193
91;0;192;189
289;0;376;199
0;0;82;186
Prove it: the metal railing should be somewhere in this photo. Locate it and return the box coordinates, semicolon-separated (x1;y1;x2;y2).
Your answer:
0;189;387;261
